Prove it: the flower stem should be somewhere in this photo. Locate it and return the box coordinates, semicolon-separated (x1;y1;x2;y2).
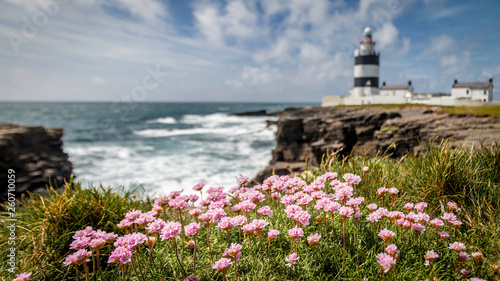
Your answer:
193;236;197;274
174;239;187;277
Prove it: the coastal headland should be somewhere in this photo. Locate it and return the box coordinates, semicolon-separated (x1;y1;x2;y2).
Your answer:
254;105;500;182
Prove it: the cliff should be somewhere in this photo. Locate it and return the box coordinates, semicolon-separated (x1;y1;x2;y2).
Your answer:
254;105;500;182
0;124;73;200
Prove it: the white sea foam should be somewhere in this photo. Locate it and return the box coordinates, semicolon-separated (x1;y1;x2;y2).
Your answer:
146;117;177;124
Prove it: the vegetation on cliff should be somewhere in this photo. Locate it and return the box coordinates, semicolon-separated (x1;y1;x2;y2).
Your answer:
1;141;499;280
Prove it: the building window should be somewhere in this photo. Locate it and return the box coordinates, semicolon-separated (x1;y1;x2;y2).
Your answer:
484;90;487;95
466;90;469;95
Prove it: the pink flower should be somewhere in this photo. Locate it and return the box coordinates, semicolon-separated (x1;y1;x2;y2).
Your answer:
13;272;31;281
367;211;383;223
452;220;463;228
378;229;395;242
257;206;272;217
376;253;396;273
239;200;256;213
460;268;470;276
237;176;250;186
430;218;444;228
424;250;439;262
250;219;269;236
442;212;457;223
223;243;242;261
211;208;227;223
89;238;106;250
335;186;353;201
362;166;369;173
324;172;338;180
285;253;299;267
268;229;279;242
242;223;255;235
108;246;133;264
69;237;90;250
324;202;341;214
125;210;142;221
377;187;388;196
338;206;354;220
135;213;155;227
63;249;92;266
117;219;133;229
388;188;398;195
231;215;247;227
447;201;459;212
412;223;426;234
288;227;304;240
458;251;470;262
307;233;321;246
315;198;331;210
184;222;201;237
449;242;466;252
294;210;311;226
213;258;232;273
385;244;399;259
343;173;361;185
188;209;201;218
471;252;483;261
72;226;95;239
438;231;450;240
404;203;414;212
160;221;182;241
415;202;428;213
193;182;205;191
184;276;200;281
367;203;378;213
285;204;302;218
217;217;234;230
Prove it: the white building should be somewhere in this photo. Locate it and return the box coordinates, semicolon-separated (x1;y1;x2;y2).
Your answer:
321;28;495;107
451;79;494;103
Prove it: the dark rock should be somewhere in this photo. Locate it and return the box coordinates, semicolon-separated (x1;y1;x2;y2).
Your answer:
0;124;73;201
254;106;500;182
231;109;268;116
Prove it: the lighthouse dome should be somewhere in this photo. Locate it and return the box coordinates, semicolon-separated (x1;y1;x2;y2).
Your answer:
363;27;372;37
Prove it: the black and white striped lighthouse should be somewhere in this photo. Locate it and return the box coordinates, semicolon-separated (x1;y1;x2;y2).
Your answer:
352;27;379;97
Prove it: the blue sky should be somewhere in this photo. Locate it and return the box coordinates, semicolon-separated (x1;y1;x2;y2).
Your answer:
1;0;499;102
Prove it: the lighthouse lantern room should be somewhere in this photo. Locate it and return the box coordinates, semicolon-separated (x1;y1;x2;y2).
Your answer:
352;27;380;98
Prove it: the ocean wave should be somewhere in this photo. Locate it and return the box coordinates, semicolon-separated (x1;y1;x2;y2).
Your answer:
146;116;177;124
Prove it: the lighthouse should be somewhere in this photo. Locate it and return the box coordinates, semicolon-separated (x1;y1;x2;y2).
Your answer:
352;27;379;97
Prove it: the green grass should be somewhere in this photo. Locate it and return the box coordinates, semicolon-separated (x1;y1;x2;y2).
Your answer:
1;141;499;280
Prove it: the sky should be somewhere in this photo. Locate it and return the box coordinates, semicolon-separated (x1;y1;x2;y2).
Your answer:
1;0;499;103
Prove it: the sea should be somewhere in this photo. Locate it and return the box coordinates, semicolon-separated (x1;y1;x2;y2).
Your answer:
0;102;316;196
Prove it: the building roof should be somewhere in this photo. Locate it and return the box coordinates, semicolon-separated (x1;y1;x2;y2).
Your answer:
380;84;409;90
453;82;491;89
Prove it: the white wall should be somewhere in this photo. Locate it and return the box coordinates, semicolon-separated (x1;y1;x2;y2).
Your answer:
354;65;379;78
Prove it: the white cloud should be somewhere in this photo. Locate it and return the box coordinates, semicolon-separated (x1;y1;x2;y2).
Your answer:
105;0;167;24
421;35;455;56
373;22;398;50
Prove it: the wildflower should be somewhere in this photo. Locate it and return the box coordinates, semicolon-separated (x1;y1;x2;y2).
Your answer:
438;231;450;241
471;252;483;261
294;210;311;226
189;209;201;218
268;229;279;242
13;272;31;281
378;229;395;243
452;220;463;229
160;221;182;241
285;204;302;218
285;253;299;267
63;249;92;266
415;202;428;213
184;276;200;281
424;250;439;263
296;195;313;206
231;215;248;227
447;201;459;212
213;258;232;273
469;278;486;281
223;243;243;261
362;166;369;173
242;224;255;235
430;218;444;228
458;252;470;262
449;242;466;252
343;173;361;185
335;186;353;201
193;182;205;191
135;213;155;226
385;244;399;259
460;269;470;277
376;253;396;273
185;222;201;237
217;217;234;230
377;187;388;196
442;212;457;223
412;223;426;234
404;203;414;212
117;219;133;229
388;188;398;195
324;202;341;214
89;238;106;250
288;227;304;240
367;203;378;213
69;237;90;250
73;226;95;239
108;246;133;264
307;233;321;246
125;210;142;221
145;219;166;234
258;206;272;217
338;206;354;219
211;208;227;223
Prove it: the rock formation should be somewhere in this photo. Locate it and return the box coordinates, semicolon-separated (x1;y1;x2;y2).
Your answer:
254;106;500;182
0;124;73;200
